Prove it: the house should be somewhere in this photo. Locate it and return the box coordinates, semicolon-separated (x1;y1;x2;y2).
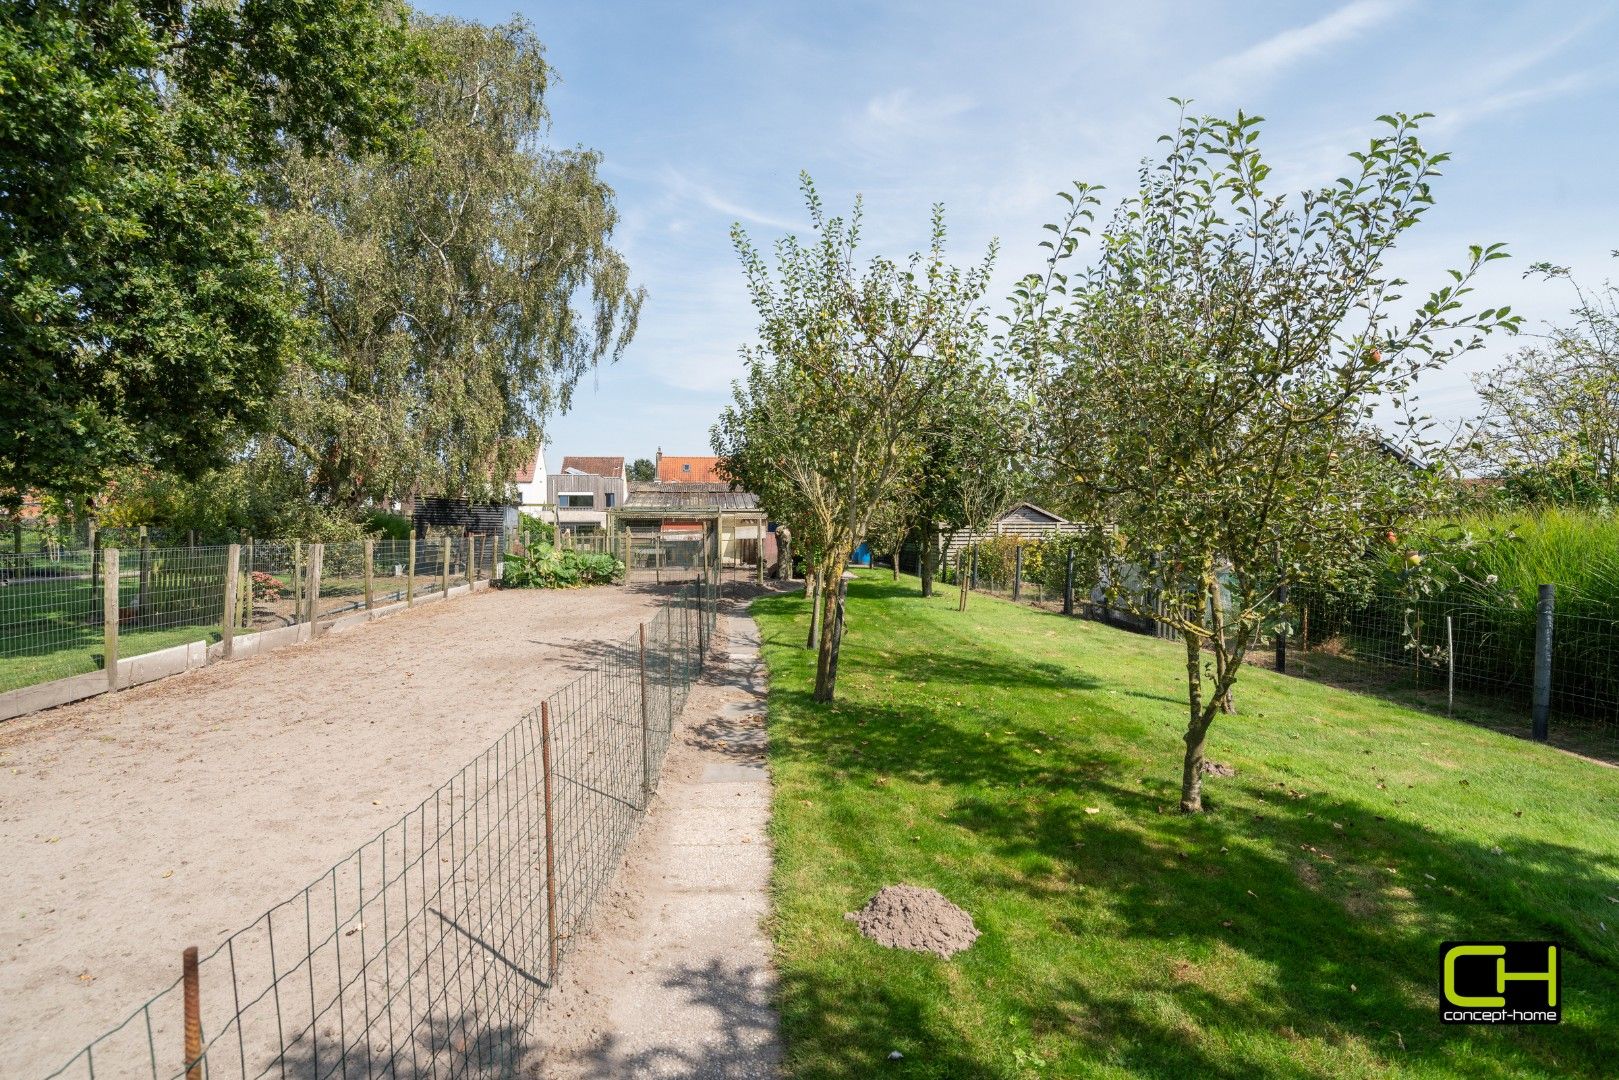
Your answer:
549;456;627;536
654;450;725;483
943;502;1080;562
510;445;548;515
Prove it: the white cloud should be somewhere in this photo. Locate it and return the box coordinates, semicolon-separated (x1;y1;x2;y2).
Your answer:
1199;0;1406;98
657;166;805;231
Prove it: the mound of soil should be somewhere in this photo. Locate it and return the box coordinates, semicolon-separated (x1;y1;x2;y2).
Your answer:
845;884;980;958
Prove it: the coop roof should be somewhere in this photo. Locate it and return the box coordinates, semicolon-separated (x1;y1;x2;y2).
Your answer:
620;482;760;514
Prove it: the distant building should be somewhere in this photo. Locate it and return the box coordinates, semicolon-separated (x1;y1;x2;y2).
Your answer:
510;445;548;515
944;502;1080;562
549;456;627;536
654;449;725;484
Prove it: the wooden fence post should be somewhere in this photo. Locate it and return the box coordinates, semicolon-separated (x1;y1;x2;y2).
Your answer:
440;538;450;597
539;701;560;979
222;544;240;659
639;623;653;808
182;945;202;1080
292;541;304;625
103;548;120;691
363;539;375;610
466;534;476;588
306;543;324;635
1532;584;1555;742
407;535;417;606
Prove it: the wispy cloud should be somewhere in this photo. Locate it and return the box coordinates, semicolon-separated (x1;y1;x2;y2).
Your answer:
1199;0;1406;97
859;88;974;136
657;167;805;231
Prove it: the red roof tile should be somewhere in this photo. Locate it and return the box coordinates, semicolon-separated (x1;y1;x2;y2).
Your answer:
657;455;723;483
559;455;625;478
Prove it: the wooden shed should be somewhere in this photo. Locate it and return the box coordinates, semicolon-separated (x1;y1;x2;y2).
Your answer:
943;502;1079;562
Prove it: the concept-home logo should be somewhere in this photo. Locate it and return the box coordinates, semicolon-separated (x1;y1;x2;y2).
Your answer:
1440;942;1560;1024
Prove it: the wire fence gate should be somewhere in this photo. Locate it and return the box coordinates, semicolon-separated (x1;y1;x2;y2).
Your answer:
42;572;722;1080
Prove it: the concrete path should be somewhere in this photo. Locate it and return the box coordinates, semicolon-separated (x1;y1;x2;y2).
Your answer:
532;600;780;1078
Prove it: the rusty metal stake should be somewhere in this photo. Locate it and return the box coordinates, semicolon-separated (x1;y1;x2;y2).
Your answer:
183;945;202;1079
539;701;560;979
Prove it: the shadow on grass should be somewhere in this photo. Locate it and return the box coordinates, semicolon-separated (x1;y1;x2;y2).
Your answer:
757;579;1619;1078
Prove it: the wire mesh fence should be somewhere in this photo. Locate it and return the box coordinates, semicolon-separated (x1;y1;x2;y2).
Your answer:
1;536;504;699
949;540;1619;754
0;547;103;690
42;571;722;1080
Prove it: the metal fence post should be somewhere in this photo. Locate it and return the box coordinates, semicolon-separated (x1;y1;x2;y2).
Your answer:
1274;582;1288;674
103;548;119;691
639;623;653;807
1446;614;1455;715
222;544;240;659
539;700;560;978
970;545;978;590
1063;548;1075;616
363;539;375;610
182;945;202;1080
1013;547;1023;602
1533;583;1554;742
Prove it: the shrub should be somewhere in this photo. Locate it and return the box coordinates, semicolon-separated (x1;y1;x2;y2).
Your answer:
500;543;621;588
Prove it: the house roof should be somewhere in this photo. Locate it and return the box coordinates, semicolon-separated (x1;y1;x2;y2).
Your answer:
620;482;760;514
657;455;724;483
998;502;1070;524
559;455;625;478
509;445;544;485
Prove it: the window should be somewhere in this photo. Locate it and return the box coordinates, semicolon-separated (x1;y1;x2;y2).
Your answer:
559;493;594;508
682;463;691;473
605;492;616;508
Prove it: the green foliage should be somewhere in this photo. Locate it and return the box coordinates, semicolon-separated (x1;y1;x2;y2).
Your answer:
518;512;556;546
1467;259;1619;509
499;543;621;588
0;0;424;500
1007;108;1518;809
266;16;643;509
756;573;1619;1078
714;174;996;699
364;511;413;542
628;458;656;482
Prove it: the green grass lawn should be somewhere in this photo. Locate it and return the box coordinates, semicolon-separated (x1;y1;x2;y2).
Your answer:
755;571;1619;1079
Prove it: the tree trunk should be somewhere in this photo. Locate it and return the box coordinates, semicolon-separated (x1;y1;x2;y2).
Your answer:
1180;630;1209;812
1210;585;1235;714
920;523;938;597
891;547;899;580
813;558;848;701
805;570;820;650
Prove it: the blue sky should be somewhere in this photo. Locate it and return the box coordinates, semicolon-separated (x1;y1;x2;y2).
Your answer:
423;0;1619;464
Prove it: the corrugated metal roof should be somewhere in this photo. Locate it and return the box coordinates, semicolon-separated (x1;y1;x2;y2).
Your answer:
620;482;760;512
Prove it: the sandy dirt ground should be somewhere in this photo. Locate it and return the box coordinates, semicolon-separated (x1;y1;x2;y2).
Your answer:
531;600;781;1079
0;582;675;1079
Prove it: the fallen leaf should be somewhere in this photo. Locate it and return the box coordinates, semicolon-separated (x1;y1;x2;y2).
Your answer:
161;870;173;879
1084;806;1100;815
